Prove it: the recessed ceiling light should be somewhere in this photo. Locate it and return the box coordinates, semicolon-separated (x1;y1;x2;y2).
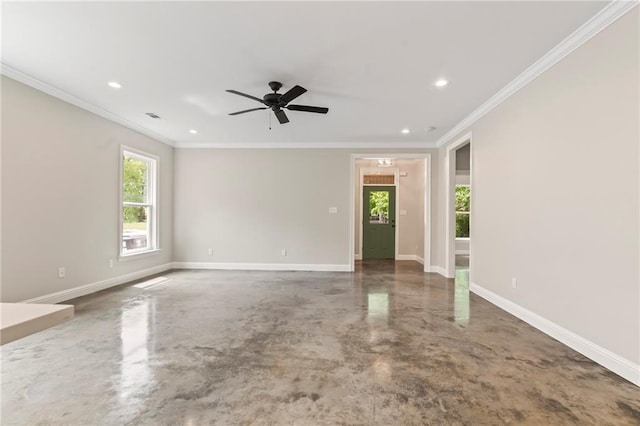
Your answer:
189;129;198;134
435;79;449;87
108;81;122;89
401;128;410;135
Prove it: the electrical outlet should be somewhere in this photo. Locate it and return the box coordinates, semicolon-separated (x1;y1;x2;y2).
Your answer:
511;278;517;289
108;259;114;268
281;249;287;256
58;267;66;279
207;248;213;255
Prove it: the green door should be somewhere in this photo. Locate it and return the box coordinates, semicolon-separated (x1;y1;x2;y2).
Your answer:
363;186;396;259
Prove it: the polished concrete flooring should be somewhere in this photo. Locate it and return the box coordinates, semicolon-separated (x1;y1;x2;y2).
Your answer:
2;261;639;425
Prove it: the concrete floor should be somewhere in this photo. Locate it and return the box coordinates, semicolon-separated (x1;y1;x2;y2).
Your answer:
2;261;639;425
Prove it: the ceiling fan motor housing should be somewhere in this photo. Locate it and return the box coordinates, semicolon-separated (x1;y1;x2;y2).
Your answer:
263;93;281;108
264;81;284;108
268;81;283;92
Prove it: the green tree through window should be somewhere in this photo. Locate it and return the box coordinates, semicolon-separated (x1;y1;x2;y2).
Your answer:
121;149;156;256
455;186;470;238
123;156;147;223
369;191;389;223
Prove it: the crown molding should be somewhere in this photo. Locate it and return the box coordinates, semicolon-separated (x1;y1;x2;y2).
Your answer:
436;0;639;148
173;140;438;149
1;63;435;150
1;63;176;147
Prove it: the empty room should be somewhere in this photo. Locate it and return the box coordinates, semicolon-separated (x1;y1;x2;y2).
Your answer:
1;1;639;424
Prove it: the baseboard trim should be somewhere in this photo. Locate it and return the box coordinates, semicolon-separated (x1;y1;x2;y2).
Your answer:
430;265;447;277
396;254;423;262
172;262;351;272
470;282;640;387
21;263;174;304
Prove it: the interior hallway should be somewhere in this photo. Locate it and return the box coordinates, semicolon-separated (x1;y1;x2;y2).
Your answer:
2;262;638;425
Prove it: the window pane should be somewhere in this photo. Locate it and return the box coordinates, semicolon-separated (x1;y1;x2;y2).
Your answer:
123;206;149;253
455;186;470;212
456;213;470;238
123;156;148;203
369;191;389;224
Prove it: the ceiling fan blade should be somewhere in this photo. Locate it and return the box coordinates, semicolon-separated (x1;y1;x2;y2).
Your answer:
278;85;307;105
229;107;268;116
226;89;265;104
274;109;289;124
286;105;329;114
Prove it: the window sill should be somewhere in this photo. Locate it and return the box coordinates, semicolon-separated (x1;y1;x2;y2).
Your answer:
119;248;162;262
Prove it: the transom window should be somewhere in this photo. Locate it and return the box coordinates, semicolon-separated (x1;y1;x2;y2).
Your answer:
120;147;158;257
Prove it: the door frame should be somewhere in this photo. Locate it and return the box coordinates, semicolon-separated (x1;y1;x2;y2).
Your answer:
444;132;472;278
359;169;399;260
349;153;432;272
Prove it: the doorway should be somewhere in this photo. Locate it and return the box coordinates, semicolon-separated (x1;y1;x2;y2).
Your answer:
445;133;472;278
349;153;432;272
362;186;396;259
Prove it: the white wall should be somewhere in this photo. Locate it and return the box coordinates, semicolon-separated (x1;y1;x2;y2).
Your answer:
1;76;174;302
438;11;639;376
174;149;438;268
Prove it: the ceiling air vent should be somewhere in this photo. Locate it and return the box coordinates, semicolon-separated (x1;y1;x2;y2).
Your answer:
145;112;161;119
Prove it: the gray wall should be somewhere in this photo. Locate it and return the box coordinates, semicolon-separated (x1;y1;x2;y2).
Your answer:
173;149;350;266
1;76;174;302
439;11;639;365
455;144;470;171
174;149;438;267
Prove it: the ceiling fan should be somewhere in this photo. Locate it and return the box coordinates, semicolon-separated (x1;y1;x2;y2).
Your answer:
226;81;329;124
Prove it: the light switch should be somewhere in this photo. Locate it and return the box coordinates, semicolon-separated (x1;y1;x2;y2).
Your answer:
400;209;407;216
400;171;408;177
329;207;338;213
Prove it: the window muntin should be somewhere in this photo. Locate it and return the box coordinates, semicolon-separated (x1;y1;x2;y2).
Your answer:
121;148;157;257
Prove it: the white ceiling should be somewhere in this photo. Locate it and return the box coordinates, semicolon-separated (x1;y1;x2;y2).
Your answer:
2;1;608;148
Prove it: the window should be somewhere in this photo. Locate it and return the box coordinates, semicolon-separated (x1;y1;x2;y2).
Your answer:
369;191;390;224
120;147;158;257
455;185;470;238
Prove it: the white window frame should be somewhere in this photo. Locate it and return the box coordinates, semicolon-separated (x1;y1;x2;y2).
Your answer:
119;146;160;260
455;184;470;241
